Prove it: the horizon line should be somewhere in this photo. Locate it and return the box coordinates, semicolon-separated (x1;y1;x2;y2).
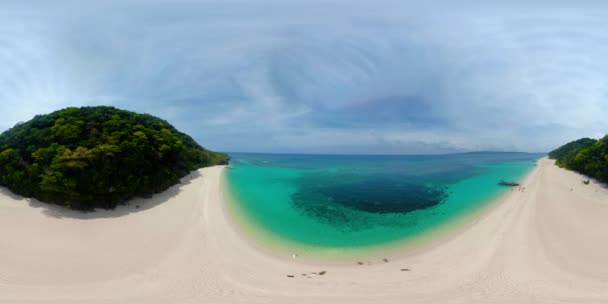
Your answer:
222;150;549;157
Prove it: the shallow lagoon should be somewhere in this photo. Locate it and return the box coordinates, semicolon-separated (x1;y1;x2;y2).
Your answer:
226;152;542;248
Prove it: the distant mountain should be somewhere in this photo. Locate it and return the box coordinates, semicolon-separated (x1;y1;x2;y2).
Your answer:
0;106;228;210
549;137;608;183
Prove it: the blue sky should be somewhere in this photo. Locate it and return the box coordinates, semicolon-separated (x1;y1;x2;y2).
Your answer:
1;1;607;154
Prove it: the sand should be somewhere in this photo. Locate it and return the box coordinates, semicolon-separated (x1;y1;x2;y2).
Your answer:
2;158;608;303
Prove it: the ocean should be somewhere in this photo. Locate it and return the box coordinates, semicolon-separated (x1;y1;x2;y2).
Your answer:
225;152;543;251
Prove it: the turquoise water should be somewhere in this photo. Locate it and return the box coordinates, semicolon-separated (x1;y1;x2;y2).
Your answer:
226;152;542;249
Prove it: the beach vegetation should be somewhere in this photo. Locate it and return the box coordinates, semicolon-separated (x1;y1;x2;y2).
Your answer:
0;106;229;210
549;136;608;184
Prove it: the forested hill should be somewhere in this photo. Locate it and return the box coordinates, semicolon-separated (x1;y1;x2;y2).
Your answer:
0;106;229;210
548;136;608;183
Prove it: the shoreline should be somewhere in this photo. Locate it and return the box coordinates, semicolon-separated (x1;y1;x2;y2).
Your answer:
220;158;541;263
3;158;608;302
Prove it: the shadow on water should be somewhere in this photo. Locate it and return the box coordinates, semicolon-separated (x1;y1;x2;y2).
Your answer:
0;170;202;220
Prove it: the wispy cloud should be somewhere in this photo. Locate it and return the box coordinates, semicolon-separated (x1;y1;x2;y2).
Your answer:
1;1;607;153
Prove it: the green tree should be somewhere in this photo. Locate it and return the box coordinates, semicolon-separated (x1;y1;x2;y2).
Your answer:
0;106;229;210
549;136;608;184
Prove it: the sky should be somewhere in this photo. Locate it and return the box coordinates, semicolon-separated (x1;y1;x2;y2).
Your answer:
1;0;607;154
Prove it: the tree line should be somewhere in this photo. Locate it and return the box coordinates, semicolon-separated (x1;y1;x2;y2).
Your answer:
0;106;229;210
548;136;608;183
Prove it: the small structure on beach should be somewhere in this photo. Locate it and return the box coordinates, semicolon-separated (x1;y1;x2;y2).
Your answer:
498;180;520;186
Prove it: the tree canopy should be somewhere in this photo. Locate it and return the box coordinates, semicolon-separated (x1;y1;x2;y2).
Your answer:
549;136;608;183
0;106;229;210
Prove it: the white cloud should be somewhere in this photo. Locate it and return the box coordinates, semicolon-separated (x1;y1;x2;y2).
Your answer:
1;1;608;153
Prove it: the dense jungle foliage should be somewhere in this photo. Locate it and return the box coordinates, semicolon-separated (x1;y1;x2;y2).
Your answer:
0;106;229;210
549;136;608;183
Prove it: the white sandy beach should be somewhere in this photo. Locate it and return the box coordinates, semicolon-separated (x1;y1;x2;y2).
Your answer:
2;158;608;303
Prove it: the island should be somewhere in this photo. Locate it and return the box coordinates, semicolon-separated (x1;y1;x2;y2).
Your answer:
0;106;229;210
